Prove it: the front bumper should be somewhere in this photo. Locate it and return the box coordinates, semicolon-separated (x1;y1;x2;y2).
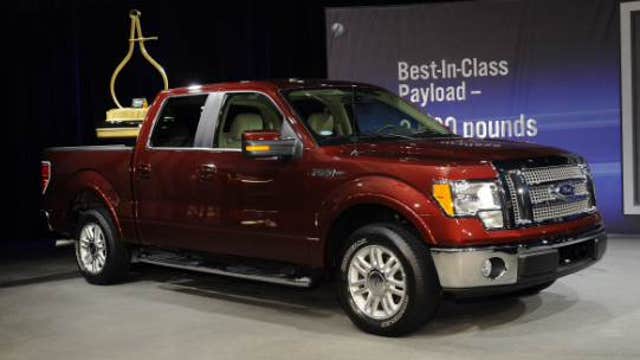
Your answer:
430;226;607;296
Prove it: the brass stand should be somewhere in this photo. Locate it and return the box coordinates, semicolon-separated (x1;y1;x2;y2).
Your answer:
96;10;169;140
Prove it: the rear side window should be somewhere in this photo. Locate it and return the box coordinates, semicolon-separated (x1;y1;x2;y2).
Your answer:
150;95;208;147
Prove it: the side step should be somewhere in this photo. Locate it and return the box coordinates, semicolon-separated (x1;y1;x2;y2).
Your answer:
134;251;314;288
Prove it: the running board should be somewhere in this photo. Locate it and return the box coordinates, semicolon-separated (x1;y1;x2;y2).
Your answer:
135;251;313;288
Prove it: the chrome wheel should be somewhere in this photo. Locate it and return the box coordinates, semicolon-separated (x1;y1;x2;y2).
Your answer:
347;244;407;320
77;223;107;274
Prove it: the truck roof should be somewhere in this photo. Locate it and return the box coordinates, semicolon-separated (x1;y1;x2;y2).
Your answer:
163;79;381;96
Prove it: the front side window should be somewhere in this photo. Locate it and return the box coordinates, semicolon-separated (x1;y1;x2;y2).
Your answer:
215;93;283;149
284;88;453;145
149;95;208;148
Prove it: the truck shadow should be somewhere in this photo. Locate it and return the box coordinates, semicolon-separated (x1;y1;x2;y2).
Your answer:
130;263;583;337
0;244;80;288
131;264;341;314
421;293;559;336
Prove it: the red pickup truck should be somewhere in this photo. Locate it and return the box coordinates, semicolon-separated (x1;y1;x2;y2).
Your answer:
42;79;606;336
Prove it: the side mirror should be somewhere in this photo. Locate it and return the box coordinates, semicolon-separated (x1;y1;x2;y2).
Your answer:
242;131;300;159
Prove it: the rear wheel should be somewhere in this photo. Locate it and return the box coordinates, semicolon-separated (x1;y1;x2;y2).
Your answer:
337;223;441;336
74;208;130;284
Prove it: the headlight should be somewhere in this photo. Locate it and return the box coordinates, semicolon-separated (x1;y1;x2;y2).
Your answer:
433;181;504;229
578;160;597;207
578;160;592;177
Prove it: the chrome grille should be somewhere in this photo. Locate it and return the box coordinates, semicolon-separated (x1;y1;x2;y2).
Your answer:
502;164;594;226
532;198;592;222
521;166;585;185
529;182;589;204
503;175;525;225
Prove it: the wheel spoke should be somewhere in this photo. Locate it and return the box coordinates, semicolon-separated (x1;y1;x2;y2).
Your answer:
364;294;375;314
371;296;381;314
82;253;92;267
352;287;369;296
381;294;393;316
80;228;90;242
352;261;369;276
369;247;377;268
376;249;385;270
355;255;372;272
386;261;402;277
382;257;395;272
389;286;404;297
97;255;105;268
388;278;405;289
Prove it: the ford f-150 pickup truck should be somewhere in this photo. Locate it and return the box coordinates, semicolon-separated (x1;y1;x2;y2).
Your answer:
42;79;607;336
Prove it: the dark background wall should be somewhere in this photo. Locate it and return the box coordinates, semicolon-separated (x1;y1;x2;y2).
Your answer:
6;0;447;246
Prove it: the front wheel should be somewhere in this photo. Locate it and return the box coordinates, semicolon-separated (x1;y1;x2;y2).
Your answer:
337;223;441;336
74;208;130;284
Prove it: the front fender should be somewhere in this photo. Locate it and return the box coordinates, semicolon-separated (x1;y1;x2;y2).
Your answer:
318;176;442;246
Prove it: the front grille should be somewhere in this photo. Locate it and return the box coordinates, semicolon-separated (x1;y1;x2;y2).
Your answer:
521;166;585;185
502;164;595;226
529;182;588;204
532;198;592;222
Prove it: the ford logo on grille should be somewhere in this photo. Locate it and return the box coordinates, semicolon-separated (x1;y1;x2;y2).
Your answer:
549;182;576;200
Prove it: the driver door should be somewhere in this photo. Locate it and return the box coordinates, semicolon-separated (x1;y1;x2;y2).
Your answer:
206;92;311;264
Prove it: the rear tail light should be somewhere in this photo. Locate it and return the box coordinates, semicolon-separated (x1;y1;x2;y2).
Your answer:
41;161;51;194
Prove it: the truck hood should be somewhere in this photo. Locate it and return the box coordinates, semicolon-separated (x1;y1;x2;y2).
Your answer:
349;137;578;165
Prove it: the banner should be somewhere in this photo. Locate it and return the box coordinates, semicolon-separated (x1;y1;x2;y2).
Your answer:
621;1;640;216
326;0;640;233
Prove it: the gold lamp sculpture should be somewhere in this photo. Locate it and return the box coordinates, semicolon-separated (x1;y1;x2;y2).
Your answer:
96;10;169;140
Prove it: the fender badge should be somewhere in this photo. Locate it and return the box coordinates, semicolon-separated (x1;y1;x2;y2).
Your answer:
311;168;345;178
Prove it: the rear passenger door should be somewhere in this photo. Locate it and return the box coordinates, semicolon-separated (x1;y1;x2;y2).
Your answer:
134;94;226;250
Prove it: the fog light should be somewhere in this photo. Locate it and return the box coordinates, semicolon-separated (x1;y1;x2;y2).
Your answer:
481;257;507;279
478;210;504;229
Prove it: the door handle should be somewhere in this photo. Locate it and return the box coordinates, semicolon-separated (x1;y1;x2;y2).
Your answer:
136;163;152;179
198;163;217;181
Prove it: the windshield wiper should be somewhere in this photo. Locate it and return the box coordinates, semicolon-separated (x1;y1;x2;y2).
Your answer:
358;132;416;140
412;131;459;139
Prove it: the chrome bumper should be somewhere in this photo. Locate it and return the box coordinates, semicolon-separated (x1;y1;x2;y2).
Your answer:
430;228;607;289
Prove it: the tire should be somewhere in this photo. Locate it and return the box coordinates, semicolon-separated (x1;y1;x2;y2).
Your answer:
512;280;555;297
337;223;441;336
74;208;130;284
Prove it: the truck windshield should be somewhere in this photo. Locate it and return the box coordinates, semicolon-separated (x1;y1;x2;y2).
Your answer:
284;87;454;145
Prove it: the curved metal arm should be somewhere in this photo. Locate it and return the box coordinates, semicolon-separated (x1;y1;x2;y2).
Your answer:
109;10;169;109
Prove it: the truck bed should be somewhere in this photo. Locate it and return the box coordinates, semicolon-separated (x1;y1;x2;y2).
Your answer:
43;145;135;238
